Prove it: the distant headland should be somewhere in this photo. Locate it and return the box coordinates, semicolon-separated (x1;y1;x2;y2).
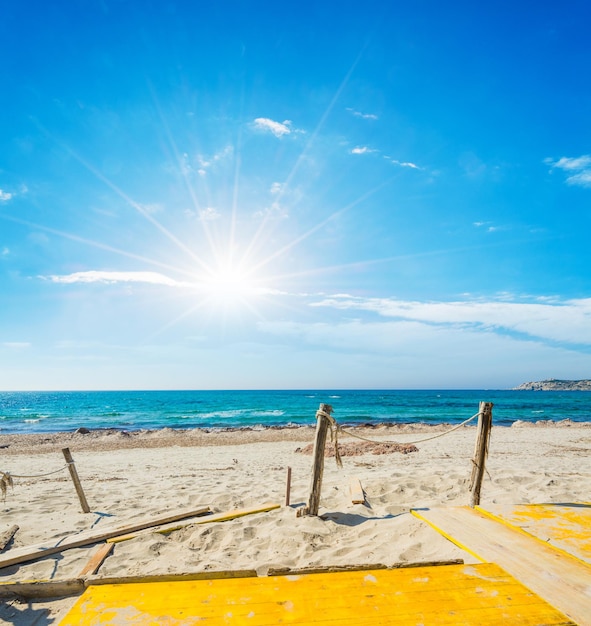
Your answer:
513;378;591;391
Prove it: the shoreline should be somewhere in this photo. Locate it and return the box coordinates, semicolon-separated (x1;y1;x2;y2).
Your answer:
1;419;589;456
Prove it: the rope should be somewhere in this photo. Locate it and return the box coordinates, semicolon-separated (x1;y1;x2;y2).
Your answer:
3;463;71;479
338;411;482;446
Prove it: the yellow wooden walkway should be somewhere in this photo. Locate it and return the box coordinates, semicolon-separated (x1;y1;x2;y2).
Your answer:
475;503;591;565
60;563;573;625
412;505;591;626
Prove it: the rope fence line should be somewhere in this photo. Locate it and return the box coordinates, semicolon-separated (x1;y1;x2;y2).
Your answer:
337;411;482;446
1;448;91;513
2;463;72;480
302;401;494;517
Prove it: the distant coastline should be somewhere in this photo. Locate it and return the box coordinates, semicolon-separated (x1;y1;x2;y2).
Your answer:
513;378;591;391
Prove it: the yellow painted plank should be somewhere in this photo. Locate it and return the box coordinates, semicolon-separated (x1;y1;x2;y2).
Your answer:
108;503;281;543
60;563;574;625
412;506;591;626
476;503;591;565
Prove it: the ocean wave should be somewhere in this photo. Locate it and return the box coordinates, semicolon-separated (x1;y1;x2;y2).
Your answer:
251;410;285;417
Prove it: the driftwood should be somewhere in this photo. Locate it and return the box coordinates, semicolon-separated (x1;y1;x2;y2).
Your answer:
0;525;18;552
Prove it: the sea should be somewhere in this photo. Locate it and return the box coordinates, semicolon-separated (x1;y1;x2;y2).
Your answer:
0;389;590;436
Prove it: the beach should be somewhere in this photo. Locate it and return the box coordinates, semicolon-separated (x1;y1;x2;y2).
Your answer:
1;421;590;624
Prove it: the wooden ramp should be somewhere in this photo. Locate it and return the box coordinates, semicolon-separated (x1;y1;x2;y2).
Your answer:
475;503;591;565
412;506;591;626
60;563;573;625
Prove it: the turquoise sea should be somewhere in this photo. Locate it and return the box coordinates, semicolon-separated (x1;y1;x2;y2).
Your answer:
0;390;590;435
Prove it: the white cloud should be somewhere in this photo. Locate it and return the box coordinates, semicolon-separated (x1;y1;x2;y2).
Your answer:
270;182;283;195
309;294;591;346
1;247;9;256
254;202;289;219
388;158;421;170
253;118;292;138
197;145;233;170
550;155;591;171
474;221;502;232
2;342;31;349
351;146;376;155
546;154;591;188
0;189;13;202
199;207;221;221
346;108;378;120
565;170;591;188
44;271;188;287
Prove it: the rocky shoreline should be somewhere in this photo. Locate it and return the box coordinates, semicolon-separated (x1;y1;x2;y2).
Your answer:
513;378;591;391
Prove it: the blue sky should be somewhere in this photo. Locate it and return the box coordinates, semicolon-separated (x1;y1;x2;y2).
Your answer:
1;1;591;390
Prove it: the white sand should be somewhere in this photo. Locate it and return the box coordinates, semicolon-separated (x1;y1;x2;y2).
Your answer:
1;422;590;624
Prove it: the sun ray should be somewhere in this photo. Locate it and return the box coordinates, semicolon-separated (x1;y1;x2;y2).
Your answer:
242;45;368;266
35;122;216;274
0;214;199;279
248;175;397;276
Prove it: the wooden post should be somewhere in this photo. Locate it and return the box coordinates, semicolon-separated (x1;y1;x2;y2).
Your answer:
62;448;90;513
298;403;333;517
469;402;493;507
285;466;292;507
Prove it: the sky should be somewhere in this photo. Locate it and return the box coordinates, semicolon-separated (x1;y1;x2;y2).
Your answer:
1;0;591;391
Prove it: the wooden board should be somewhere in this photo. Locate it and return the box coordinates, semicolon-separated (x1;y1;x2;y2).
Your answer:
0;506;211;570
107;503;280;543
476;503;591;565
60;563;574;625
0;571;257;600
349;477;365;504
412;506;591;626
78;543;114;577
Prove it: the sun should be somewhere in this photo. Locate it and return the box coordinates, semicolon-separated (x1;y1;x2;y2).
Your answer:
202;265;258;299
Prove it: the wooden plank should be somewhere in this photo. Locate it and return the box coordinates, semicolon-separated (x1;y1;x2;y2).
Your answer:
349;477;365;504
268;559;462;576
0;579;85;599
0;525;18;552
107;503;280;543
78;542;114;577
412;506;591;626
476;503;591;565
86;570;258;586
0;506;211;570
61;563;574;625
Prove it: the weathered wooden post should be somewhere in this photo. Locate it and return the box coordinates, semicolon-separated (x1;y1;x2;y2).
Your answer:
62;448;91;513
298;404;333;517
285;466;292;507
469;402;493;507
